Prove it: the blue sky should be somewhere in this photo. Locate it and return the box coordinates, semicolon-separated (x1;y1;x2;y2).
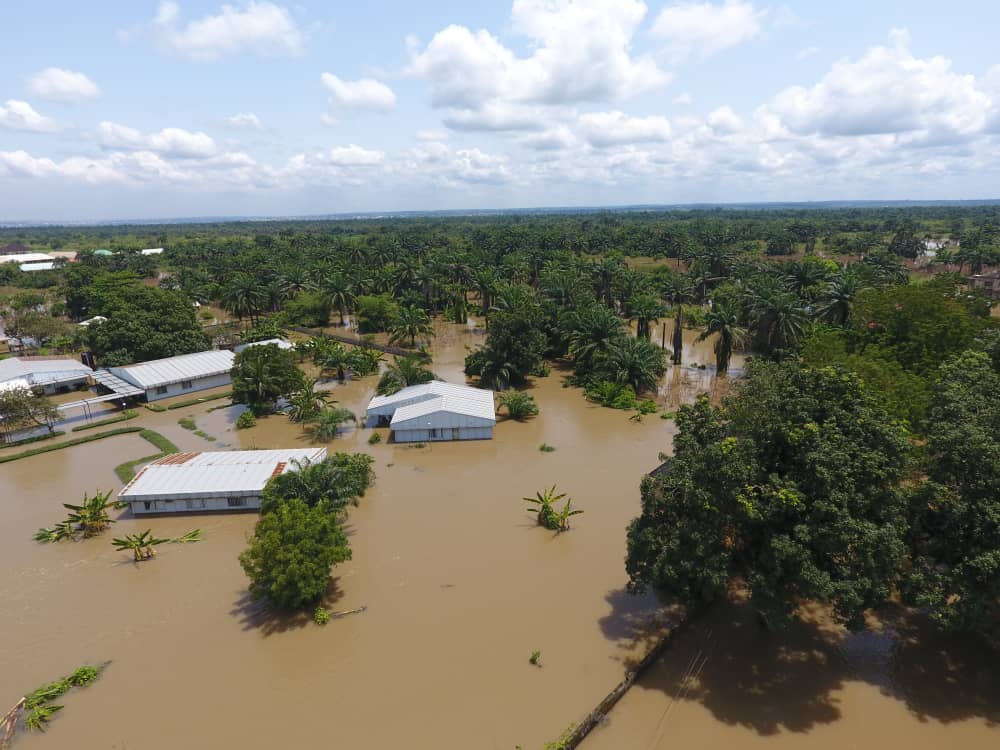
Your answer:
1;1;1000;221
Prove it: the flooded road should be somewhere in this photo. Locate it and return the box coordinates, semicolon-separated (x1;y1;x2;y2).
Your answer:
1;321;997;749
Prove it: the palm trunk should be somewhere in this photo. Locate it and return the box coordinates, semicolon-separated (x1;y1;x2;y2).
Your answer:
671;309;683;365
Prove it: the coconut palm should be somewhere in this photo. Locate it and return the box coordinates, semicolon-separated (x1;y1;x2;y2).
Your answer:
286;379;329;422
749;287;809;355
389;305;434;347
319;274;355;326
697;300;748;375
496;391;539;421
221;274;266;324
307;406;357;442
597;336;666;394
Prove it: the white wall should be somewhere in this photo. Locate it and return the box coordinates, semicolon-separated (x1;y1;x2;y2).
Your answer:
392;426;493;443
144;372;231;402
130;494;261;514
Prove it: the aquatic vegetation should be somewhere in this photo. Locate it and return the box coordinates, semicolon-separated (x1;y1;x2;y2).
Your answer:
368;432;382;444
3;663;105;740
523;486;583;532
529;650;541;666
538;443;556;452
496;391;539;421
34;490;123;542
178;417;196;430
236;410;257;429
111;529;202;561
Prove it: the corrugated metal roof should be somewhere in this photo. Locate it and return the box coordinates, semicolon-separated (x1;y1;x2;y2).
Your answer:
368;380;491;415
0;252;54;264
110;350;234;389
119;448;326;501
0;356;92;386
390;391;496;428
233;338;293;353
20;262;55;272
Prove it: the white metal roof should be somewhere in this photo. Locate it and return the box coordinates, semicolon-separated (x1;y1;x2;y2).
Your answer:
0;252;53;264
0;356;92;387
141;248;164;255
367;380;492;416
119;448;326;501
20;262;55;272
390;392;496;429
234;338;293;353
110;349;234;389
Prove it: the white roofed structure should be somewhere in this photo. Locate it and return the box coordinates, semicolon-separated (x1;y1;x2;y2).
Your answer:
119;447;326;514
109;349;234;402
365;380;495;442
234;338;294;353
141;247;165;255
0;252;54;265
0;356;92;393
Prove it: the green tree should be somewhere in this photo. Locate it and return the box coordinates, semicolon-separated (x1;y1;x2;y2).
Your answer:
355;294;400;333
285;378;329;422
496;391;539;420
626;361;911;630
307;406;357;441
261;453;375;515
239;499;351;610
626;293;667;340
0;385;59;438
595;336;666;394
903;352;1000;637
389;305;434;347
231;343;304;415
661;275;694;365
524;486;583;532
35;490;120;542
376;352;436;395
697;300;747;375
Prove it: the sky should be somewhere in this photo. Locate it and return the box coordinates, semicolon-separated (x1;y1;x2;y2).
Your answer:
2;0;1000;222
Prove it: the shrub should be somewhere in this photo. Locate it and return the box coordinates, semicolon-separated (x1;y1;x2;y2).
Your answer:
496;391;539;421
314;606;331;626
236;410;257;429
585;381;638;410
539;443;556;452
368;432;382;444
178;417;196;430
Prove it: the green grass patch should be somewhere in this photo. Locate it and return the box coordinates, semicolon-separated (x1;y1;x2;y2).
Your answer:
178;417;197;430
193;430;215;441
71;409;138;432
660;411;676;420
539;443;556;452
0;427;143;465
166;391;232;410
113;429;179;483
144;402;167;412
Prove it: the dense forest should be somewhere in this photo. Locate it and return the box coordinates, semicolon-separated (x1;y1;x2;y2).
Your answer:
1;205;998;639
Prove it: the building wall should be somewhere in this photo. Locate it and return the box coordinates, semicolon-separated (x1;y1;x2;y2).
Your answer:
392;426;493;443
39;375;90;395
143;372;232;402
130;494;261;514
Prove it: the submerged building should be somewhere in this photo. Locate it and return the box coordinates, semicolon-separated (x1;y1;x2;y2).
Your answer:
119;447;326;514
365;380;495;442
0;356;93;395
108;349;234;402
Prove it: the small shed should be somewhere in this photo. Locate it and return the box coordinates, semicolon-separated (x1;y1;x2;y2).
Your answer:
109;349;234;402
119;447;326;514
365;381;495;442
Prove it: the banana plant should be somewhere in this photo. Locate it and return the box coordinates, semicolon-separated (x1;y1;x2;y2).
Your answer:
111;529;203;561
35;490;123;543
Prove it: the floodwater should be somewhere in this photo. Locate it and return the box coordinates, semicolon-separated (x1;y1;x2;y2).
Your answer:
1;321;996;749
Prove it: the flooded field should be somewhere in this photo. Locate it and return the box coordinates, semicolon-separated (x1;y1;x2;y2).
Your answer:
1;322;997;749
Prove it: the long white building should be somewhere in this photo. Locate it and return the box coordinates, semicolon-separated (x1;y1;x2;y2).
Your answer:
119;447;326;514
108;349;234;402
365;380;495;442
0;356;93;394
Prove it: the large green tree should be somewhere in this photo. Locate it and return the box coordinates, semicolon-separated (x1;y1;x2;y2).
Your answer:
261;453;375;515
231;343;304;415
626;360;911;630
239;499;351;610
903;351;1000;637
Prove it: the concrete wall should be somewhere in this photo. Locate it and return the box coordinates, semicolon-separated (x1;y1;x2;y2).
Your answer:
144;372;231;402
392;426;493;443
130;494;261;515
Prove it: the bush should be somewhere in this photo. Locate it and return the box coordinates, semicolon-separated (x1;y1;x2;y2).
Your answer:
367;432;382;444
539;443;556;452
496;391;539;421
236;411;257;429
585;381;639;410
314;607;331;626
178;417;196;430
71;409;138;432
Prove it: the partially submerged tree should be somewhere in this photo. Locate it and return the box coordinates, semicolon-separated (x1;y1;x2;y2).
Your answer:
524;485;583;532
239;498;351;610
496;391;539;421
35;490;122;543
306;406;357;442
0;385;59;439
231;343;304;415
261;453;375;516
376;352;435;395
111;529;202;561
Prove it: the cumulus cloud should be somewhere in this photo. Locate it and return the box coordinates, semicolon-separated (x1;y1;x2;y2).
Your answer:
408;0;668;131
672;92;693;106
0;100;60;133
0;150;125;183
652;1;765;63
324;144;385;167
517;125;577;151
579;111;672;147
227;112;262;129
152;1;304;61
97;121;218;158
320;73;396;112
26;68;101;103
763;29;993;139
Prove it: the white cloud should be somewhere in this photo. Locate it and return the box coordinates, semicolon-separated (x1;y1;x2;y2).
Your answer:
227;112;262;129
320;74;396;112
518;125;577;150
0;100;60;133
26;68;101;103
579;111;672;147
707;105;742;133
97;121;218;158
416;129;449;142
0;150;125;183
325;145;385;167
408;0;668;131
652;1;765;63
672;92;693;106
763;29;993;139
152;1;304;61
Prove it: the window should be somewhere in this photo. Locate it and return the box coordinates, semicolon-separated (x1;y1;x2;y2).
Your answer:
429;428;439;438
227;497;248;508
181;380;193;390
155;385;168;395
143;501;151;511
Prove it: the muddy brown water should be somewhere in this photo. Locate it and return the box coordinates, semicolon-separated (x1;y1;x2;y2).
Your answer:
1;322;996;749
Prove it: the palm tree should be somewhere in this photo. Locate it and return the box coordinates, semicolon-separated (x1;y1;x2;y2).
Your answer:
319;274;355;326
221;274;266;324
697;301;748;375
376;353;436;395
35;490;122;542
626;293;668;340
286;379;329;422
345;346;383;377
749;287;808;355
817;272;868;325
473;268;499;317
313;339;350;382
389;305;434;347
661;275;694;365
561;304;625;370
496;391;539;420
598;336;666;393
307;406;357;442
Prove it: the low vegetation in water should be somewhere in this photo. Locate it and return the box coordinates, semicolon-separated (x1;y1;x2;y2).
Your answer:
111;529;202;561
34;489;123;542
367;432;381;444
529;650;541;666
313;607;330;626
235;410;257;429
70;409;138;432
524;485;584;532
3;664;106;739
0;426;143;465
496;391;539;421
178;417;196;430
538;443;556;452
113;430;180;483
